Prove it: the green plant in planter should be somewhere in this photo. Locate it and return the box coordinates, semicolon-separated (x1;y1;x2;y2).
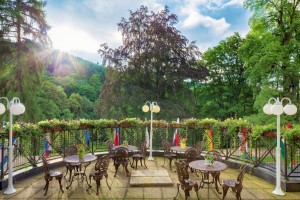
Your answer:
94;119;118;128
198;118;218;128
38;120;52;131
79;119;94;129
67;120;80;130
284;125;300;142
3;122;22;136
182;118;199;128
204;154;215;165
119;118;143;127
145;120;168;127
251;124;276;141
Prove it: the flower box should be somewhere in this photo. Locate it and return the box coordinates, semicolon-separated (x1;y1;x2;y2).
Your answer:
262;131;276;138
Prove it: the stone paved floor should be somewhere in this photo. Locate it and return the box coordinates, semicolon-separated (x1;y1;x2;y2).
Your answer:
0;157;299;199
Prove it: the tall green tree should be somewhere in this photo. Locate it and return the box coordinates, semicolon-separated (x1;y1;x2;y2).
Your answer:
199;33;254;119
240;0;300;108
98;6;208;119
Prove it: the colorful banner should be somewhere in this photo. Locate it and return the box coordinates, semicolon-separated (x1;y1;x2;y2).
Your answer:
114;128;120;146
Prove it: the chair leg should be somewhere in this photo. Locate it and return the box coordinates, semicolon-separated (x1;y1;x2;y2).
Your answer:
222;185;229;200
69;168;73;181
57;176;64;193
184;189;190;200
105;174;111;189
44;179;49;196
143;157;147;169
96;180;100;195
64;167;69;178
169;158;173;169
194;183;200;200
125;163;129;177
135;158;138;169
114;164;120;177
174;183;180;200
236;190;242;200
163;157;166;166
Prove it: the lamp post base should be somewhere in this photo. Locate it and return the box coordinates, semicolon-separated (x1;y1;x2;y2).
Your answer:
272;187;285;196
4;185;16;195
148;156;154;161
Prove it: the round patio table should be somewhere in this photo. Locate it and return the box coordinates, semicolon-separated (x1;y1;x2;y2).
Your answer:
64;154;97;189
189;160;228;194
170;146;191;152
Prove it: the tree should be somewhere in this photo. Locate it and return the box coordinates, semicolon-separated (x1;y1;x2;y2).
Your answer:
198;33;254;119
98;6;208;119
240;0;300;106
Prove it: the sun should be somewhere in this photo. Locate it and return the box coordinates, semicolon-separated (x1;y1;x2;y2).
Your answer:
48;25;97;53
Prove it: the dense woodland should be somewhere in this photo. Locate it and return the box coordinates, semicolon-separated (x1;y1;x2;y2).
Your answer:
0;0;299;124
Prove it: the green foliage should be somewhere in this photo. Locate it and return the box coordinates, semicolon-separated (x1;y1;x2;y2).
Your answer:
284;125;300;143
119;118;143;127
251;124;276;141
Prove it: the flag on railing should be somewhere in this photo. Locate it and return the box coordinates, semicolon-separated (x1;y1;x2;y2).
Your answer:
85;129;91;147
145;127;150;148
114;128;120;146
173;128;180;146
44;133;52;158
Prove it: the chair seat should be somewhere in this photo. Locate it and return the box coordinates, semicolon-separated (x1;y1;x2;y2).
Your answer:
90;170;107;178
223;179;239;187
165;153;176;158
184;179;198;187
49;170;63;177
133;154;145;158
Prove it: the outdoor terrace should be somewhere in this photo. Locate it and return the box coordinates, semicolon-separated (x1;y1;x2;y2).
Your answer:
1;156;300;199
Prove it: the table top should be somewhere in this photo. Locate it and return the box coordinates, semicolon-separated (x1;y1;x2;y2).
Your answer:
170;146;191;152
189;160;228;172
64;154;97;164
112;145;137;151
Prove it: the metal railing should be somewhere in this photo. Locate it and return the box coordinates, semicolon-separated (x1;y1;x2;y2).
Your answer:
0;126;299;181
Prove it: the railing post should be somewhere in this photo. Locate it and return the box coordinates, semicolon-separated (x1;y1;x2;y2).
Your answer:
1;136;4;180
284;137;287;180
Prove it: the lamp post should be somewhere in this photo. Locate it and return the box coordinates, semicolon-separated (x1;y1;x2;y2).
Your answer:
263;97;297;196
0;97;25;195
142;101;160;160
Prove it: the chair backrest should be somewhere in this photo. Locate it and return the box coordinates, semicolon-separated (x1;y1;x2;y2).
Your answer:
174;161;189;184
184;147;198;163
107;141;114;152
162;140;172;154
65;145;78;157
206;150;222;162
41;156;49;175
194;141;203;156
139;140;147;155
114;147;129;163
95;155;110;174
237;164;248;186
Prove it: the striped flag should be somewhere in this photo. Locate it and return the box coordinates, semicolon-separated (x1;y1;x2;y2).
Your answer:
173;128;180;146
44;133;52;158
114;128;120;146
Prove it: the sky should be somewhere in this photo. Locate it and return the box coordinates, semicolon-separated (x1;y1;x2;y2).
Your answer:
45;0;252;64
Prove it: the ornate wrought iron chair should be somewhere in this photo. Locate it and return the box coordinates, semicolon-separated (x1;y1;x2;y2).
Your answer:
162;140;176;169
222;164;248;200
181;147;199;173
132;140;147;169
114;147;130;177
88;155;111;195
41;156;64;196
64;145;82;181
107;140;115;164
174;161;199;200
194;141;204;159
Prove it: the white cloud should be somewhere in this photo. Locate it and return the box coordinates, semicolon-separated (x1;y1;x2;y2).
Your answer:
181;11;230;35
